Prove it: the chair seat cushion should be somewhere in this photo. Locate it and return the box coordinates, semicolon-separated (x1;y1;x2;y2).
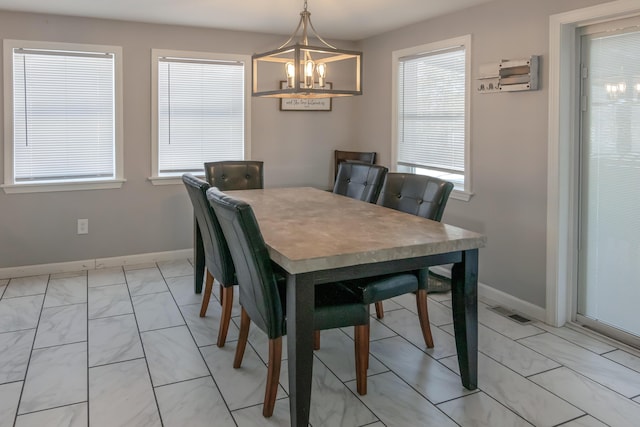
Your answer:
344;273;419;305
314;284;369;330
276;278;369;333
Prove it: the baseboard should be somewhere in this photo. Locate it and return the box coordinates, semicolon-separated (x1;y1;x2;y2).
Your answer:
0;259;96;280
478;282;546;323
95;249;192;269
0;249;192;280
430;265;547;323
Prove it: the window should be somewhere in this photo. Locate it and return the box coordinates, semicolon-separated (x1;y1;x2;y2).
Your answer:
392;35;472;200
2;40;124;193
150;49;251;184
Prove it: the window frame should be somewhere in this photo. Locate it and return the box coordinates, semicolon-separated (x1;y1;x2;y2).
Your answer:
391;35;473;201
149;49;252;185
2;39;125;194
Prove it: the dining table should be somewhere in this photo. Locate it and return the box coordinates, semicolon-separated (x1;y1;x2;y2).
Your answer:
199;186;486;426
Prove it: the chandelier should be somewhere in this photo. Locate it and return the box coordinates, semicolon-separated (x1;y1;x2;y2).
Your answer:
252;0;362;99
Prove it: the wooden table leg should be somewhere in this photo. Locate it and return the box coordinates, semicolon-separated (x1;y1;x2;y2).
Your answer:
286;273;314;427
194;218;205;294
451;248;478;390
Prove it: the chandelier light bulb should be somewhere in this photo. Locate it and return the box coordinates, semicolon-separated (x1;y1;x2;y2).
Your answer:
316;62;327;87
304;59;315;88
285;62;296;88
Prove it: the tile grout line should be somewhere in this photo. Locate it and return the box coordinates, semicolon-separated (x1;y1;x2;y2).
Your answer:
381;308;577;425
12;274;50;426
464;335;592;422
86;268;91;427
516;333;640;399
157;261;240;427
312;327;385;425
121;263;166;427
601;353;640;376
533;323;622;355
338;323;465;425
390;300;606;418
526;364;630;421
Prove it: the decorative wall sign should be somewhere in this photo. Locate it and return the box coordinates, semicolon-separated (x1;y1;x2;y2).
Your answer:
279;81;332;111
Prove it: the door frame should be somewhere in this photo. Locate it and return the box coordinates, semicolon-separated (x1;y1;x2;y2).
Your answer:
546;0;640;327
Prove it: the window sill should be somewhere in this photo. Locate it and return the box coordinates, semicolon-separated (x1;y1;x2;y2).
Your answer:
149;175;204;186
2;179;126;194
450;189;474;202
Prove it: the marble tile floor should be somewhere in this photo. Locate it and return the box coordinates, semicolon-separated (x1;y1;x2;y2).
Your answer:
1;259;640;426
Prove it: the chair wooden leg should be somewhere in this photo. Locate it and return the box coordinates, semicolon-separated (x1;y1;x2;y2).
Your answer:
374;301;384;319
365;325;370;371
354;324;369;395
263;337;282;418
233;307;251;369
199;270;214;317
314;330;320;350
416;289;434;348
219;283;224;306
217;286;234;347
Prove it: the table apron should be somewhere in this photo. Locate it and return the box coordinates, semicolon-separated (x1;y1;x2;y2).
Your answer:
296;251;463;285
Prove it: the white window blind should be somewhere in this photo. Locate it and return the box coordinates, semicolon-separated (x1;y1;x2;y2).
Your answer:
397;46;466;174
157;58;245;176
12;48;115;183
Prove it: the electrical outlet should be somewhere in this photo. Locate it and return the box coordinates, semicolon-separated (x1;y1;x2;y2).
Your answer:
77;219;89;235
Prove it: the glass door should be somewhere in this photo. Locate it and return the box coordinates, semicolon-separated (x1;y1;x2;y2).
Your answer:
577;17;640;343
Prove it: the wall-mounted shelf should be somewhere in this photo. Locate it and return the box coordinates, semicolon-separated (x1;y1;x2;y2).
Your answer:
475;56;539;94
499;56;539;92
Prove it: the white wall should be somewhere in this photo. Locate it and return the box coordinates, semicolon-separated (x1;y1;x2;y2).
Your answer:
353;0;611;308
0;10;357;268
0;0;616;310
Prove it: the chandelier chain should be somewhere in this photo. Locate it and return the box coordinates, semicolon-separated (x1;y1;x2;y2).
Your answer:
277;0;337;50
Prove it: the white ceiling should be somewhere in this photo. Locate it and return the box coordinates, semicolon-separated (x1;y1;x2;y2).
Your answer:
0;0;495;41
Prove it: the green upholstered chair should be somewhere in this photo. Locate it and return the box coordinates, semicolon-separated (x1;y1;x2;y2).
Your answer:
207;187;372;417
182;174;236;347
204;160;264;190
334;150;376;180
194;160;263;311
377;173;453;222
333;162;388;203
371;172;455;348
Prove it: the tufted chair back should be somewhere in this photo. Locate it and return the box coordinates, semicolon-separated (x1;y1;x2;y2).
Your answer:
374;172;454;339
334;150;376;180
182;174;236;287
204;160;264;191
206;187;285;339
377;173;454;222
333;163;388;203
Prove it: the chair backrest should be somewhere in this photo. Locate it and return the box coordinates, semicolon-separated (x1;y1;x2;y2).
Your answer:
204;160;264;191
181;174;236;286
334;150;376;180
377;173;454;221
333;162;388;203
206;187;285;339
